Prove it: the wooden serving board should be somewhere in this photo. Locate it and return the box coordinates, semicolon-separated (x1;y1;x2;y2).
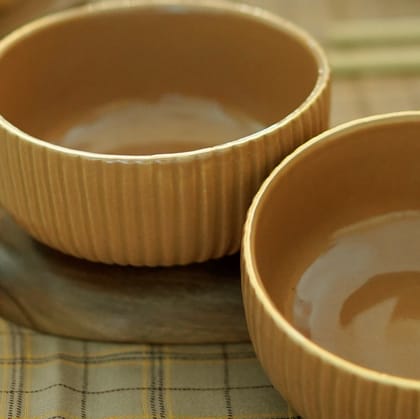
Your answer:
0;208;248;343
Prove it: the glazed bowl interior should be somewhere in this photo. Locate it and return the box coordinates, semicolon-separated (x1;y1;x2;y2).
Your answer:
0;1;320;155
250;113;420;379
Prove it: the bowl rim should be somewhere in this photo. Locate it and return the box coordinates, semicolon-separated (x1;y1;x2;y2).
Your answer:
0;0;329;162
243;110;420;390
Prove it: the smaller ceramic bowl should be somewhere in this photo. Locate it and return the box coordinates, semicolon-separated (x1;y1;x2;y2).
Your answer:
242;111;420;419
0;0;329;266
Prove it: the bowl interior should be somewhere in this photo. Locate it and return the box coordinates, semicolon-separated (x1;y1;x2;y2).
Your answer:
0;2;320;155
251;116;420;379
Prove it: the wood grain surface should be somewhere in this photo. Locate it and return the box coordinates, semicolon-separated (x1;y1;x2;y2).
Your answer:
0;209;247;343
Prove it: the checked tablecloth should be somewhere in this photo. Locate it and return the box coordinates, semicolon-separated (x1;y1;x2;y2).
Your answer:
0;320;296;419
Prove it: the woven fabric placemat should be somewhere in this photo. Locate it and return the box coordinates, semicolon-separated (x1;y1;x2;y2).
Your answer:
0;320;297;419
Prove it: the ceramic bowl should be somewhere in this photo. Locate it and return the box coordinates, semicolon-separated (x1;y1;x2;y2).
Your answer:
0;0;329;266
0;0;16;9
242;111;420;419
0;1;86;37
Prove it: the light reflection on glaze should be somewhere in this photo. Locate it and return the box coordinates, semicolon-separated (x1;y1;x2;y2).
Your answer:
292;211;420;379
50;94;264;155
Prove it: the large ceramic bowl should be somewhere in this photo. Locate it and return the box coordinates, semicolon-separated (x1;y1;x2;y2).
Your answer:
242;112;420;419
0;0;329;266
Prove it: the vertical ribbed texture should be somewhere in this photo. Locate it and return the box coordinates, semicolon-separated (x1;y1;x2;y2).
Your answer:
0;78;329;266
242;258;420;419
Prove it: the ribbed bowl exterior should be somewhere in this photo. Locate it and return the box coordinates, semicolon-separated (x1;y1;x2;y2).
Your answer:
242;260;420;418
0;84;330;266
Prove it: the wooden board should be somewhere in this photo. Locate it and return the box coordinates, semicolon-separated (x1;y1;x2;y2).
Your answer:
0;208;248;343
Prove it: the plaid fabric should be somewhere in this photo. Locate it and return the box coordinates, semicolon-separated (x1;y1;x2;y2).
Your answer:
0;319;299;419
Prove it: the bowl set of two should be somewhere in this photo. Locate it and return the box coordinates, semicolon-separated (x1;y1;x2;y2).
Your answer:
0;1;419;418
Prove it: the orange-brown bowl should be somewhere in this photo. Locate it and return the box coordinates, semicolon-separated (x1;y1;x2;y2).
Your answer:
0;0;329;266
242;111;420;419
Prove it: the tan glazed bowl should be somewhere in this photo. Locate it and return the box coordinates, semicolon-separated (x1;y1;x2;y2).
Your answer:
0;0;16;10
242;112;420;419
0;0;330;266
